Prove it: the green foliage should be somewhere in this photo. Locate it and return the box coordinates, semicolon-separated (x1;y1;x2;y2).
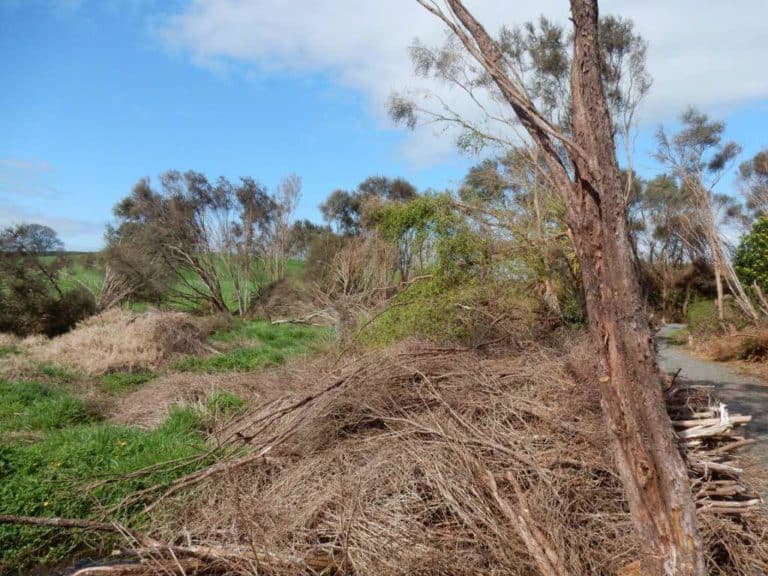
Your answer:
687;300;720;336
99;372;156;394
665;327;690;346
43;287;97;336
433;223;491;285
687;299;748;336
172;320;330;373
204;391;247;419
321;176;418;235
734;216;768;293
366;194;491;285
0;381;92;436
0;260;96;337
0;382;208;572
360;279;536;346
366;195;438;243
1;228;97;336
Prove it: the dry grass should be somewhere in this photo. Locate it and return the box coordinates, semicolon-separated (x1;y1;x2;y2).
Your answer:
0;333;21;348
691;326;768;381
22;309;208;376
704;328;768;362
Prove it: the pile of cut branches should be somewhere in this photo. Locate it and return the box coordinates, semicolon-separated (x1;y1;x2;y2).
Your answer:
4;340;768;575
668;385;761;516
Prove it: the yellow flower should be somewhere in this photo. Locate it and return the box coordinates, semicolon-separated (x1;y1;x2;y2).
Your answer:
42;501;49;507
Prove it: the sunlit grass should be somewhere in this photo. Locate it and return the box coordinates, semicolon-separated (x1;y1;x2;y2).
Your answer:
99;371;156;393
0;379;209;572
172;319;331;373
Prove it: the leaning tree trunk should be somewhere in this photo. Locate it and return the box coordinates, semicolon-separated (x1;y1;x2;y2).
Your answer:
567;3;704;573
714;256;726;322
424;0;706;573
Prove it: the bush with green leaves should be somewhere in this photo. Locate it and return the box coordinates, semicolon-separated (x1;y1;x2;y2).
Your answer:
360;278;537;347
366;194;491;285
735;216;768;293
686;298;747;336
0;265;95;337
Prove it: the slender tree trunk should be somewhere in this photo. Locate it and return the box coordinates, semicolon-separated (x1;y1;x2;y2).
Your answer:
532;174;561;315
683;283;692;318
714;257;725;322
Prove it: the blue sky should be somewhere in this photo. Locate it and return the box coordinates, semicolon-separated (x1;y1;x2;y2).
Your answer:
1;0;766;250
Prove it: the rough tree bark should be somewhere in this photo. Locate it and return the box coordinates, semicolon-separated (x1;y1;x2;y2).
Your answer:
419;1;705;573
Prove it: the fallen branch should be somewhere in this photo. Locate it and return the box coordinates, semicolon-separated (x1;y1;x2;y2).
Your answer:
484;470;567;576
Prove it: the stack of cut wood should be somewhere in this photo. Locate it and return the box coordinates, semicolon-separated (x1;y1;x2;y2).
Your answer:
667;385;762;516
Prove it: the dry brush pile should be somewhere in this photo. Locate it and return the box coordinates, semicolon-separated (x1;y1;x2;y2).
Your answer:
21;308;208;376
88;338;768;575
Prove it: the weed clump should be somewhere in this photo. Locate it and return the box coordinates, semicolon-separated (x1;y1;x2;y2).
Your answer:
0;380;92;436
99;371;156;393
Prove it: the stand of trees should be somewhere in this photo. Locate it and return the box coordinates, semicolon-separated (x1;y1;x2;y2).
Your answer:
105;170;301;315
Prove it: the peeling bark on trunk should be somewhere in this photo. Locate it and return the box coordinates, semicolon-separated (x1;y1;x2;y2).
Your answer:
567;3;704;573
428;1;706;573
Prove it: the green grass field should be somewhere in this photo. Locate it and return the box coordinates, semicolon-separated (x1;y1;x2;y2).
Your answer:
0;379;211;572
173;319;331;372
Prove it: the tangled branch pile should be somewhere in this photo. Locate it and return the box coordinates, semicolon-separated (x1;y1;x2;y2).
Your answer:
27;309;207;375
111;340;767;575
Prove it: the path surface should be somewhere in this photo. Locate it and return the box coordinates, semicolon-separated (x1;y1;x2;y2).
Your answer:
657;324;768;465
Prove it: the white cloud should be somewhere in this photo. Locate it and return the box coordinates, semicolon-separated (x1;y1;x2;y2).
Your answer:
0;158;52;172
0;201;105;251
157;0;768;164
0;157;58;198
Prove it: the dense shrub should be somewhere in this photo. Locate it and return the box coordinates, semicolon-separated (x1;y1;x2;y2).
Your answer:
709;329;768;362
0;278;95;337
41;287;97;337
735;216;768;292
687;298;747;336
360;279;538;347
738;331;768;360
